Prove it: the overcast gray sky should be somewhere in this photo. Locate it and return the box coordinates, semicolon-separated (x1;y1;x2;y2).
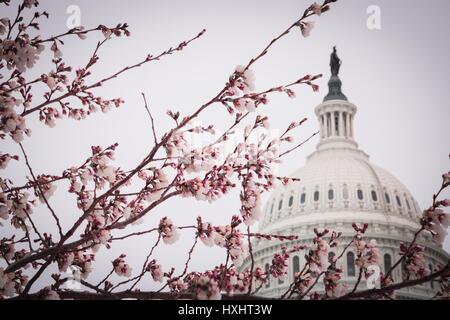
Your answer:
2;0;450;291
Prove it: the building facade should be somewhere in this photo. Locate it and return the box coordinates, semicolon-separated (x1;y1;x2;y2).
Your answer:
241;49;449;299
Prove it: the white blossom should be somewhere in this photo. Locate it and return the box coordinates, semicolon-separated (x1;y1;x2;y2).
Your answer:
300;21;315;38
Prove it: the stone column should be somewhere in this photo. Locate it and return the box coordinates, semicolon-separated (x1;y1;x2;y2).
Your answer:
345;112;350;138
331;111;336;137
321;114;325;139
326;113;331;137
338;111;344;137
350;115;354;138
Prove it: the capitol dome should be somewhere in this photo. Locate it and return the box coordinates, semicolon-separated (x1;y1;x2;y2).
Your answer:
241;48;449;299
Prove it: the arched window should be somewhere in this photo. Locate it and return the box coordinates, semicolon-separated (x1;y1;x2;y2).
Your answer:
314;191;320;202
405;198;411;210
265;264;270;288
384;192;391;204
300;193;306;204
343;185;349;200
396;195;402;207
347;252;356;276
293;256;300;276
288;195;294;207
328;252;336;263
270;202;274;214
278;199;283;210
357;189;364;200
371;190;378;202
384;254;392;273
412;199;419;214
328;189;334;200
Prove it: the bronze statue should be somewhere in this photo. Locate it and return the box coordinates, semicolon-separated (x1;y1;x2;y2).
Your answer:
330;46;341;76
324;46;347;101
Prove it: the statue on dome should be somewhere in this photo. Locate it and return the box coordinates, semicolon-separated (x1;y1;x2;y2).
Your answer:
330;46;341;76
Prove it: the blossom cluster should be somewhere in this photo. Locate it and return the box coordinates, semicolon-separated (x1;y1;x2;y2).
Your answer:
1;37;44;73
159;217;180;245
0;191;36;225
146;259;164;282
186;272;221;300
138;168;169;203
65;250;94;280
354;238;380;269
180;264;258;300
0;239;15;262
400;242;429;280
113;254;132;277
270;248;289;280
0;91;31;143
34;175;57;202
422;207;449;245
0;267;28;298
323;267;347;298
197;216;247;267
0;3;131;146
0;153;19;170
307;236;331;274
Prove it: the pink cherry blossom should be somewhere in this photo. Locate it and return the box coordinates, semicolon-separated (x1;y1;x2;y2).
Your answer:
311;2;322;16
300;21;315;38
147;260;164;282
113;254;133;277
0;153;19;170
159;217;180;245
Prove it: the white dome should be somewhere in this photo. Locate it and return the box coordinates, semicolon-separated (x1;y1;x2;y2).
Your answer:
240;66;449;299
260;145;422;232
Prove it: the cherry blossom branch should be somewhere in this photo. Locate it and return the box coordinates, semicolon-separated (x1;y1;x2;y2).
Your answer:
383;226;424;281
338;261;450;300
350;267;363;295
384;175;449;282
96;268;114;288
298;271;325;299
20;29;206;117
35;24;129;45
277;131;320;159
19;143;63;237
5;0;27;39
21;208;44;244
111;225;196;242
141;93;158;146
243;0;334;71
177;234;199;279
111;234;162;292
4;189;180;274
246;226;255;295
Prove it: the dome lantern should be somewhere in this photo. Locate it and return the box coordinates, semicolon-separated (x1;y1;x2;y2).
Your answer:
315;47;358;152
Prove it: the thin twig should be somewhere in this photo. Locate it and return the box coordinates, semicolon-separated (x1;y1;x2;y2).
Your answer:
141;93;158;146
19;143;63;237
